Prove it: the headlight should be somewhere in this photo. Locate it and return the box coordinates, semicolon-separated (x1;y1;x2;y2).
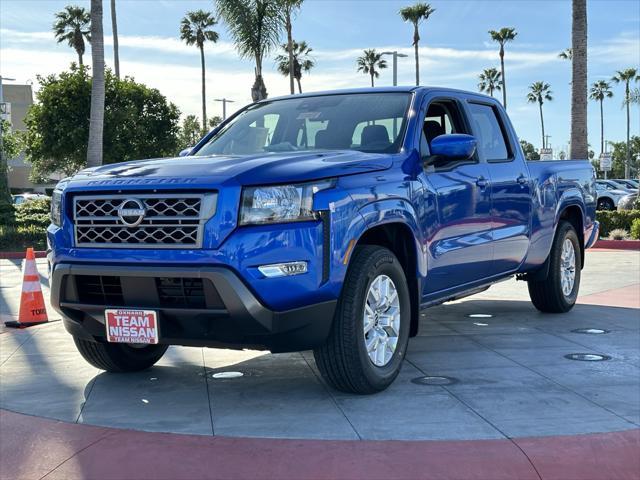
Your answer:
50;178;69;227
240;180;333;225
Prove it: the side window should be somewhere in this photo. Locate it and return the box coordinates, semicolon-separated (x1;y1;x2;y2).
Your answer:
467;103;510;161
422;101;466;151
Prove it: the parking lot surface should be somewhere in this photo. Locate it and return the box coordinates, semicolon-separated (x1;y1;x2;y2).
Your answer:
1;249;638;444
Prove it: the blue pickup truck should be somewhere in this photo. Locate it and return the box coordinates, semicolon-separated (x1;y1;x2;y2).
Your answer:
49;87;598;393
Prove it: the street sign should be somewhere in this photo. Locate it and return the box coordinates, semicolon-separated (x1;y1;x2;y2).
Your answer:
599;153;612;172
540;148;553;161
0;102;10;122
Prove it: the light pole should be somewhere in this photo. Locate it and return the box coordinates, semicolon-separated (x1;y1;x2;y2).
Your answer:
380;51;408;87
214;98;235;121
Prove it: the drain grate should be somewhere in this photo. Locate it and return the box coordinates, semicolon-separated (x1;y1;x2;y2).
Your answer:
564;353;611;362
411;375;459;386
571;328;610;335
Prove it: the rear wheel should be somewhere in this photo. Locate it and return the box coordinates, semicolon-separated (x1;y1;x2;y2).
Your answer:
528;221;581;313
596;197;615;210
313;245;411;394
73;337;168;372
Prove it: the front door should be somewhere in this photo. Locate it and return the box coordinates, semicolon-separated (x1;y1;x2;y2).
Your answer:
418;98;493;296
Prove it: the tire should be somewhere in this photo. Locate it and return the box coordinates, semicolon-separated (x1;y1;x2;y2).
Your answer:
597;197;614;211
73;337;168;372
528;221;581;313
313;245;411;394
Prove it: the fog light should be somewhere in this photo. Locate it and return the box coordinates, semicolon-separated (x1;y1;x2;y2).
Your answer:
258;261;308;278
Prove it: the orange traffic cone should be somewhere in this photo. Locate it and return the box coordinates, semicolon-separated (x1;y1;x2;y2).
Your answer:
4;248;49;328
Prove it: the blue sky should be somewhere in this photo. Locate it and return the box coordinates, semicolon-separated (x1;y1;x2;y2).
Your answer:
1;0;639;155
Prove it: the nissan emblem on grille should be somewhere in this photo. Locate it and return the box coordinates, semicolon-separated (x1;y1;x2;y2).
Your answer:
73;193;217;248
118;198;146;227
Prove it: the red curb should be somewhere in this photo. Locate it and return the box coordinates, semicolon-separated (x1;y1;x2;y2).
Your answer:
1;409;638;480
592;239;640;250
0;250;47;259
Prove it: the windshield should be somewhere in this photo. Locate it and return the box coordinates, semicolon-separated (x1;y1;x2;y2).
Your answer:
194;92;412;157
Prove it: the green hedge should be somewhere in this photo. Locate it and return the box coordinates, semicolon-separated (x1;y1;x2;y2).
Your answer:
631;219;640;240
15;198;51;230
0;225;47;251
596;210;640;238
0;199;51;251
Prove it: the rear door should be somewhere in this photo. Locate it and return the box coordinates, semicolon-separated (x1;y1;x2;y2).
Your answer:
465;101;532;274
418;96;493;296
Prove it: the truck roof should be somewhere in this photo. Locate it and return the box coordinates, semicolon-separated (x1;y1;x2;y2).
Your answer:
264;86;490;102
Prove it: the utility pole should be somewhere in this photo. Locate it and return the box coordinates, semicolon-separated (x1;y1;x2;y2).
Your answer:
214;98;235;120
544;134;552;150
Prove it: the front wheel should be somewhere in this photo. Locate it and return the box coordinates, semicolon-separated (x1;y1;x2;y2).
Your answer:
73;337;168;372
313;245;411;394
528;221;582;313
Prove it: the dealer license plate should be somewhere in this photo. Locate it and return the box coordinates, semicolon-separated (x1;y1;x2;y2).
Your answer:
105;309;159;344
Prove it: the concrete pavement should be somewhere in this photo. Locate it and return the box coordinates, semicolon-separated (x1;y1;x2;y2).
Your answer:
0;249;638;478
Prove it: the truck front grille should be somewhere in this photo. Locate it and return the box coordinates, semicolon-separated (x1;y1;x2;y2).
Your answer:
73;193;217;248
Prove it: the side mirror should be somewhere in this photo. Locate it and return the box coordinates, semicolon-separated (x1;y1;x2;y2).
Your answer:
179;147;193;157
424;134;477;167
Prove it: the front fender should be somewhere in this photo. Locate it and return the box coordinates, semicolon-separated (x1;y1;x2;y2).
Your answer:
356;198;426;278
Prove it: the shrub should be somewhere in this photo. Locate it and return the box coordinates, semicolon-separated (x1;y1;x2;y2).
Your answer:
608;228;629;240
631;219;640;240
596;210;640;237
15;198;51;230
0;225;47;251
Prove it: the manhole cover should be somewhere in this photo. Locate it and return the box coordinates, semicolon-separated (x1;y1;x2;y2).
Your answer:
212;371;244;379
564;353;611;362
411;376;458;386
571;328;610;335
468;314;493;318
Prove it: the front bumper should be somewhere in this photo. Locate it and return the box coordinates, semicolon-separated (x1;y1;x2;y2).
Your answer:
51;263;336;352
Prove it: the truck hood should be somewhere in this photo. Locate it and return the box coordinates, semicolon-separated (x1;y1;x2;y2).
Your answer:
70;150;394;187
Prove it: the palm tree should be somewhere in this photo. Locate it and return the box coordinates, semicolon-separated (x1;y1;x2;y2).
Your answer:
281;0;303;95
217;0;282;102
558;48;572;61
111;0;120;78
357;49;387;87
399;3;435;86
612;68;639;177
589;80;613;154
527;82;553;150
53;5;91;66
87;0;105;168
275;40;314;93
180;10;219;131
570;0;588;160
478;68;502;97
488;27;517;110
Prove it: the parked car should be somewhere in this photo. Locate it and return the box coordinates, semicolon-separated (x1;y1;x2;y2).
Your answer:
12;193;49;205
595;181;631;210
611;178;639;191
617;193;639;211
48;87;598;394
597;179;637;193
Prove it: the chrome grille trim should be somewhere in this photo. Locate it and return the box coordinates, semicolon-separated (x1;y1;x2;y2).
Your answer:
73;193;217;248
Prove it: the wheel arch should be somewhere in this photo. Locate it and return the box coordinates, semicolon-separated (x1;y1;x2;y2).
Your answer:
353;219;422;337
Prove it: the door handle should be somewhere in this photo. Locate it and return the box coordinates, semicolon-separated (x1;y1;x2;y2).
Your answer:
517;174;528;185
476;177;488;188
